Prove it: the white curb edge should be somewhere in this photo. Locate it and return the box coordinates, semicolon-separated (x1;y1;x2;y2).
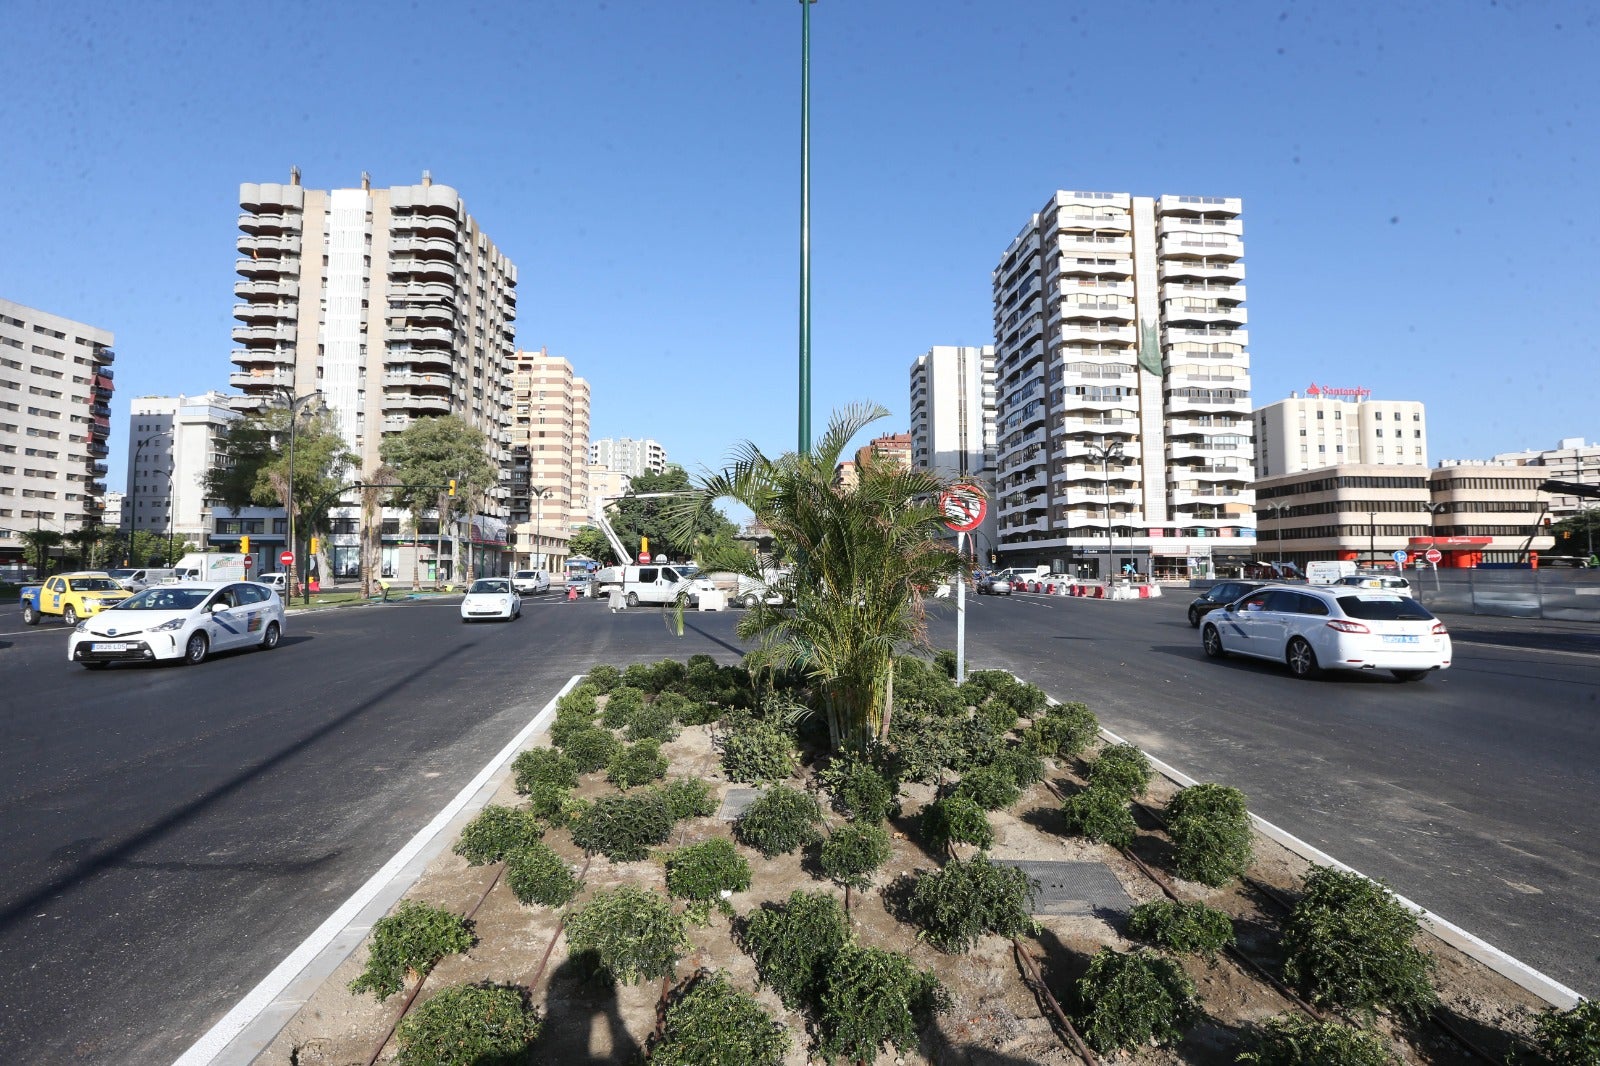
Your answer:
172;674;583;1066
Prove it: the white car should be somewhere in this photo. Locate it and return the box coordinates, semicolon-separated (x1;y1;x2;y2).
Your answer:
69;580;286;668
1200;584;1451;682
511;569;551;595
460;577;521;622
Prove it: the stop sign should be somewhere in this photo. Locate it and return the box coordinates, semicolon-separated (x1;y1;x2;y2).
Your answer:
1425;548;1443;564
279;550;295;567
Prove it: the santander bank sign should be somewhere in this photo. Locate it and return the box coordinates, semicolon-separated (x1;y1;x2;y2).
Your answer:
1306;382;1371;400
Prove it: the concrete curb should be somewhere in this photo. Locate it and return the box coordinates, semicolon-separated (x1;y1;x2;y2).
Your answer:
172;675;583;1066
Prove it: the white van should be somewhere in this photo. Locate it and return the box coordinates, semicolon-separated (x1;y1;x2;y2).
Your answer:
512;569;552;595
596;563;695;607
171;553;249;583
105;567;175;591
1305;560;1358;585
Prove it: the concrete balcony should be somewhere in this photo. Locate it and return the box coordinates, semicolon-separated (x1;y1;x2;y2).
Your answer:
232;324;297;345
1157;216;1243;239
1056;234;1132;255
1163;302;1247;328
1160;259;1245;283
385;325;454;345
237;211;296;235
1055;321;1136;345
1160;235;1242;259
383;393;452;415
229;370;296;391
238;233;302;257
383;371;453;390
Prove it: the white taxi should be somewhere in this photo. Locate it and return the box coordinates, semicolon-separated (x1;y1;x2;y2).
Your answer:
69;580;286;668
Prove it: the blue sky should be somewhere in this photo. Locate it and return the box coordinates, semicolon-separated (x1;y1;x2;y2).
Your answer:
3;0;1596;494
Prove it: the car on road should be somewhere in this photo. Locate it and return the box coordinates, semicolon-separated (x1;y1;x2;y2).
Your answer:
511;569;552;595
975;573;1013;596
460;578;521;622
20;572;132;625
1186;580;1268;627
256;572;288;592
1200;584;1451;682
68;580;285;668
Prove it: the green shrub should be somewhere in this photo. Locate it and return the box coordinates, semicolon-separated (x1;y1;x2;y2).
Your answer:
1523;999;1600;1066
719;721;798;783
1073;947;1200;1053
651;972;790;1066
946;713;1006;773
564;884;690;985
511;748;578;793
1062;785;1137;848
818;943;949;1064
348;901;475;1001
558;683;600;714
686;653;717;669
1281;866;1437;1017
1088;742;1153;798
651;689;694;722
961;670;1047;732
740;890;851;1010
560;726;621;774
1022;701;1100;760
893;655;964;718
642;658;688;693
885;710;960;785
620;662;656;690
570;792;674;862
1166;783;1254;887
394;982;541;1066
606;738;669;790
819;824;893;890
921;794;994;851
583;665;621;693
906;853;1037;953
657;776;718;820
1238;1013;1393;1066
453;805;543;866
602;685;648;728
666;837;752;906
625;700;678;742
953;764;1022;811
994;745;1047;788
549;710;595;749
523;782;581;827
818;754;896;823
933;648;958;678
734;785;823;857
1127;899;1236;957
505;842;582;907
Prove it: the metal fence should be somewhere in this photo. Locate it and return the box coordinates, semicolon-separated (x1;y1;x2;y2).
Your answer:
1407;569;1600;622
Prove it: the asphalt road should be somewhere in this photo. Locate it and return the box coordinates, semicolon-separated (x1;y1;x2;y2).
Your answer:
937;589;1600;999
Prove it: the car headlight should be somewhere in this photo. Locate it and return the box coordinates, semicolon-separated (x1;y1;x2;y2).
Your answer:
75;621;88;633
153;618;187;632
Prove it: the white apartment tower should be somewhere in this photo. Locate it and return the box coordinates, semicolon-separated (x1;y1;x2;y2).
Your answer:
509;348;591;571
992;191;1255;579
910;345;998;551
127;392;239;549
1253;391;1428;477
0;297;115;566
590;437;667;479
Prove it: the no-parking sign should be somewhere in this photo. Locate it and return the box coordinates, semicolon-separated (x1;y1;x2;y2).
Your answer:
939;484;987;533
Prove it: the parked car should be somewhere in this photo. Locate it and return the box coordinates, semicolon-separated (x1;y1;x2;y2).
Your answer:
68;580;285;668
1186;580;1268;627
976;573;1013;596
511;569;552;595
1338;573;1412;591
460;578;521;622
256;572;288;592
1200;585;1451;682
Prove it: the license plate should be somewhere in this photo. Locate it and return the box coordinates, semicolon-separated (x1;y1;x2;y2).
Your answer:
1381;635;1419;644
92;642;134;652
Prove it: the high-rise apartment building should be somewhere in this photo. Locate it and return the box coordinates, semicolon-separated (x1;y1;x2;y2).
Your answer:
509;348;591;571
127;391;238;551
857;432;913;474
1253;390;1427;477
590;437;666;478
910;345;998;555
991;191;1254;580
0;297;115;567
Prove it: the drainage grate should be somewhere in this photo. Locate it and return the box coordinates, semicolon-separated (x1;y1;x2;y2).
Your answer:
992;859;1131;916
717;787;763;821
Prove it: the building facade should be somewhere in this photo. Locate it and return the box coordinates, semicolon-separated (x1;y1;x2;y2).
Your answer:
1253;391;1428;477
991;191;1254;580
128;392;239;557
589;437;666;479
856;432;913;473
0;297;115;567
509;348;591;572
910;345;997;554
1482;437;1600;521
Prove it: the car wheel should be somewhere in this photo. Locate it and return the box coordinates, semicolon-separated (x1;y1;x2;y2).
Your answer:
260;621;281;650
82;661;108;670
22;603;37;625
1392;669;1429;683
63;605;79;626
1202;624;1227;659
184;631;209;665
626;592;639;608
1287;637;1320;679
1188;607;1202;628
740;592;758;608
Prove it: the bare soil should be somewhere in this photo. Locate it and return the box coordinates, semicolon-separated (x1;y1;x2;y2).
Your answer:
262;705;1549;1066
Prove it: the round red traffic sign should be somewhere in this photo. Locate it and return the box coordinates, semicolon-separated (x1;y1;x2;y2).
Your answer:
279;550;295;567
1425;548;1443;564
938;484;987;533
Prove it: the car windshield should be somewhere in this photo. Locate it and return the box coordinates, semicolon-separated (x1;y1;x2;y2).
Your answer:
69;578;122;592
1336;595;1435;622
106;569;137;580
514;572;534;579
118;587;211;611
470;579;509;594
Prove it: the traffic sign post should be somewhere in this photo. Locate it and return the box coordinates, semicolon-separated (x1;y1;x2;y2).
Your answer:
1391;549;1409;568
937;485;989;686
279;550;295;569
1424;548;1442;565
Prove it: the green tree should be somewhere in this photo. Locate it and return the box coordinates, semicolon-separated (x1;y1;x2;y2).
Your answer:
63;525;107;569
18;528;62;576
379;416;498;588
1548;511;1600;561
672;403;968;753
608;466;738;562
568;525;615;565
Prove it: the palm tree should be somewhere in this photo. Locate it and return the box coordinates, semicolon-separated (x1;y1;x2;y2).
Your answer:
63;525;105;569
672;403;969;753
18;528;63;578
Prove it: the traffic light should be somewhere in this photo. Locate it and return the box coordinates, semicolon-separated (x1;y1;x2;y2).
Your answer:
239;535;249;553
309;536;319;554
1564;530;1572;540
448;478;457;497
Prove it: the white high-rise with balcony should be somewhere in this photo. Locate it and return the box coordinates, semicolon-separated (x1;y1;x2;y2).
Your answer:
590;437;667;478
991;191;1255;579
910;344;998;553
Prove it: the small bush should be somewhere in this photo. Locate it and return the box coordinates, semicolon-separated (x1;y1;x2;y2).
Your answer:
740;890;850;1009
453;805;543;866
651;972;791;1066
394;982;540;1066
994;745;1047;788
511;748;578;793
907;853;1038;953
818;943;949;1064
719;720;798;783
961;670;1048;732
558;683;600;714
946;713;1006;773
819;754;897;823
1166;783;1254;887
921;794;994;851
665;836;752;905
894;654;964;717
524;782;581;827
606;738;669;790
885;712;959;785
349;900;475;1002
953;764;1022;811
933;648;959;678
1074;947;1200;1053
565;884;690;985
505;842;582;907
602;685;648;728
644;658;688;692
1281;866;1437;1017
735;785;823;857
620;662;656;690
1023;700;1100;760
1089;742;1153;799
549;710;595;749
570;792;674;862
625;700;679;743
1127;899;1236;957
1524;999;1600;1066
651;689;694;722
819;823;893;889
583;665;621;693
1062;785;1137;848
560;727;621;774
1239;1013;1393;1066
657;776;718;820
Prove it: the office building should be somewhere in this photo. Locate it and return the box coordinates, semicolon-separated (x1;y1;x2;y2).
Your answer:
128;392;239;556
0;297;115;567
991;191;1254;580
590;437;666;478
1482;437;1600;520
1253;391;1427;477
509;348;591;571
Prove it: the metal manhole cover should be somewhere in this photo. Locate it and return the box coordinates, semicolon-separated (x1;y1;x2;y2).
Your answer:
992;859;1130;916
718;787;763;820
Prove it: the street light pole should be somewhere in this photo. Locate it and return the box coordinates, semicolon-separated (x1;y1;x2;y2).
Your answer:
274;389;321;602
1087;439;1124;582
531;486;548;571
1368;510;1377;569
797;0;815;455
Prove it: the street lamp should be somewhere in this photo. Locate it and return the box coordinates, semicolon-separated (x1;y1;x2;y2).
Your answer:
797;0;816;454
132;431;172;564
1368;510;1378;569
1087;439;1124;582
531;485;549;571
273;388;322;602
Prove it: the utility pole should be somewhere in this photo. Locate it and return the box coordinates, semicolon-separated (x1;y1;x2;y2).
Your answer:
797;0;816;454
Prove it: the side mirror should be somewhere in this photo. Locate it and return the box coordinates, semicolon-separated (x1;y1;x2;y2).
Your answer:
210;601;228;613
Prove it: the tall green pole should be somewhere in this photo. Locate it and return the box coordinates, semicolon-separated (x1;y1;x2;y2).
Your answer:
798;0;813;455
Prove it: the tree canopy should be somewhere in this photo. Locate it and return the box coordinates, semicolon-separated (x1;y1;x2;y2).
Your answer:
607;466;738;562
203;401;356;538
567;526;614;565
378;416;498;518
